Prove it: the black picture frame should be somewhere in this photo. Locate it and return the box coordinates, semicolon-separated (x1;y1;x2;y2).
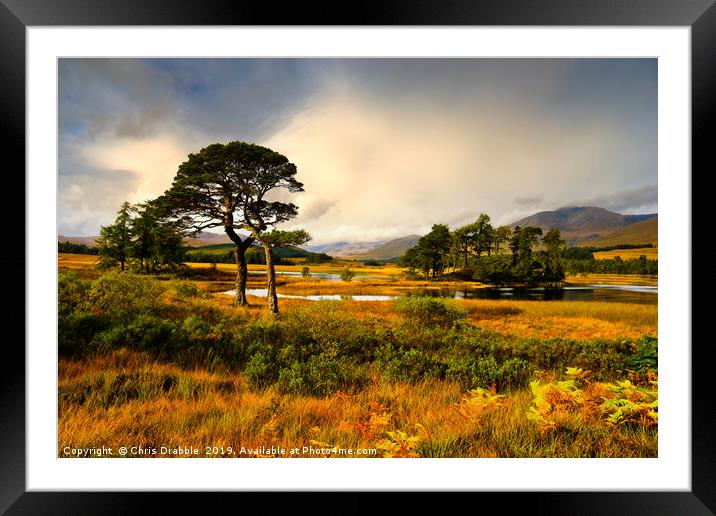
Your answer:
2;0;712;513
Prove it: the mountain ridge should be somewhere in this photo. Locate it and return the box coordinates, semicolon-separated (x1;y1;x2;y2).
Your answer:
510;206;657;246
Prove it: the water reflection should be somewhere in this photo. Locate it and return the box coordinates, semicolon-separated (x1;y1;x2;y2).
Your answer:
224;284;657;304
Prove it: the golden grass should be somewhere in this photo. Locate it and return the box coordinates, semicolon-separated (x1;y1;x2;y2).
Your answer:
593;247;658;261
206;294;657;341
58;350;656;458
565;273;657;287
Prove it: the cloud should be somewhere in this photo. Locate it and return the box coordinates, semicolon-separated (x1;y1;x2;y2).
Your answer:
565;184;658;214
265;85;652;242
292;196;339;223
59;169;142;235
58;58;657;239
514;195;543;207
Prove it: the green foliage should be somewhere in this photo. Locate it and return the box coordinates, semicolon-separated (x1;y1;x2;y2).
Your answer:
277;356;367;396
394;296;468;328
171;280;204;298
627;336;658;371
58;272;90;317
58;241;98;255
87;273;165;317
245;351;279;389
58;312;108;357
339;267;356;282
563;243;654;260
96;201;186;273
301;266;311;278
59;274;658;399
565;256;658;275
472;255;516;284
376;345;443;382
446;356;531;391
600;380;658;427
96;201;132;270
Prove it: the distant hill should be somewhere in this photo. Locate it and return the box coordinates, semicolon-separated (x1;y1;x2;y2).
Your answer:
58;235;98;248
575;216;658;248
347;234;421;261
58;230;238;249
305;240;383;257
510;207;657;246
184;231;234;247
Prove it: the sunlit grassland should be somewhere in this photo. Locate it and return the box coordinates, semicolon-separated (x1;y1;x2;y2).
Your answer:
57;255;658;458
593;247;658;261
565;273;657;287
58;350;656;458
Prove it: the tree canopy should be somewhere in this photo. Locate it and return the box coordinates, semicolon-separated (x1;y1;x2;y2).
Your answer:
159;141;305;308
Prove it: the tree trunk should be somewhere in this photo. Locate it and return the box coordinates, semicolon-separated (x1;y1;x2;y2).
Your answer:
234;244;249;306
264;245;279;314
120;258;125;272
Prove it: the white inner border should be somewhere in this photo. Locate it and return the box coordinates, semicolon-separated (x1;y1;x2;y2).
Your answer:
27;27;691;491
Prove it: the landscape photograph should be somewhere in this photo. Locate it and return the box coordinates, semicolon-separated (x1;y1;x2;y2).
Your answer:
58;58;658;458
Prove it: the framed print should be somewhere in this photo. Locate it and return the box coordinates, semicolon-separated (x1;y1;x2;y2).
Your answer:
3;0;714;513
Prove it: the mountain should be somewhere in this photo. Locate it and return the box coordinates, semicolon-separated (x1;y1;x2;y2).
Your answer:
304;240;383;257
510;207;657;246
184;231;234;247
347;234;421;261
574;216;658;248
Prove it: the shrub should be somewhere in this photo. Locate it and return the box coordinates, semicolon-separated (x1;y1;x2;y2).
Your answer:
172;280;203;298
395;296;468;328
378;346;443;382
87;273;165;317
58;271;90;317
446;356;530;391
245;351;279;389
301;266;311;278
280;301;382;360
277;356;368;396
58;312;108;357
339;267;356;282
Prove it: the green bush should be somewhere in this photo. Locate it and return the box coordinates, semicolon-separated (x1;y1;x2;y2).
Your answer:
339;267;356;282
58;312;108;357
245;351;279;389
446;356;530;391
172;280;203;298
58;272;90;317
277;356;368;396
395;296;468;328
88;273;165;317
377;345;443;382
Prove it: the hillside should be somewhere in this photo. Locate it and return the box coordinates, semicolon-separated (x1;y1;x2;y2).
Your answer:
184;231;234;247
347;234;421;261
510;207;657;246
575;216;658;248
305;240;383;257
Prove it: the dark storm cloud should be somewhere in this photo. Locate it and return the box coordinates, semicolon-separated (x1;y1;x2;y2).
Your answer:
567;185;658;214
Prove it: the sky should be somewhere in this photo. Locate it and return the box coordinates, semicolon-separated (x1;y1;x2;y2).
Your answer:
58;58;657;244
